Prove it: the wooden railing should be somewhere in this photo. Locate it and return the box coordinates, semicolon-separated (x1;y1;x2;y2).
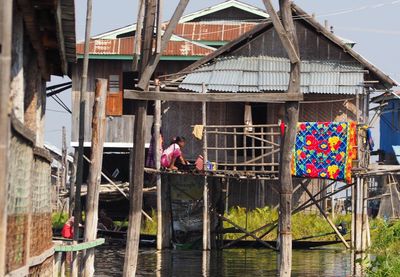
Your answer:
204;124;281;176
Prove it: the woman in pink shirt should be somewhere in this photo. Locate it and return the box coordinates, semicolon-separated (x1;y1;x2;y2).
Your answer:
161;136;188;170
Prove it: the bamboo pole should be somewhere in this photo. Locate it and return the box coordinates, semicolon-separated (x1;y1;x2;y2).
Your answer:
202;83;211;250
61;126;68;191
83;79;107;277
72;0;92;274
71;0;92;277
0;1;13;275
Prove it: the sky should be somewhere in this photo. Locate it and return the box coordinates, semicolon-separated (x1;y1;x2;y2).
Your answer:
44;0;400;149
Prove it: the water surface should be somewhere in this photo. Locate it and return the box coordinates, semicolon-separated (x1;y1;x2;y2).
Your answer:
94;241;352;276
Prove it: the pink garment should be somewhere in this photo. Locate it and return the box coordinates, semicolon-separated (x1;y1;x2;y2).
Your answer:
161;143;181;168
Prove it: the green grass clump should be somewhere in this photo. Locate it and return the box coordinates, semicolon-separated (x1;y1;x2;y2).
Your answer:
223;206;351;241
141;209;157;235
367;220;400;276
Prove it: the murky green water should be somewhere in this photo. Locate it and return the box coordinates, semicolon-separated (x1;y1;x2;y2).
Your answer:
94;241;353;276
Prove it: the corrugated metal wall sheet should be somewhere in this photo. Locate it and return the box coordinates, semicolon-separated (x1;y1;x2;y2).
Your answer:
180;56;365;94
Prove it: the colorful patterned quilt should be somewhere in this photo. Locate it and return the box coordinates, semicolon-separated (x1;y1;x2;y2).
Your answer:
292;122;357;184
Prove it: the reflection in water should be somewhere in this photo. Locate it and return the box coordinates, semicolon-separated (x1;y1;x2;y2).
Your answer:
94;241;352;276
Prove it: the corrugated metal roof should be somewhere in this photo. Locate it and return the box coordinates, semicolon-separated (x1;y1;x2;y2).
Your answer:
179;56;365;94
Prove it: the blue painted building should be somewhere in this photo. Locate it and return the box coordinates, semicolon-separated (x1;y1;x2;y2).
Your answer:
380;95;400;163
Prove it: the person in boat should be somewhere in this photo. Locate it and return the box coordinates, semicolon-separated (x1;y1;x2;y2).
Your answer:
161;136;189;170
61;216;75;239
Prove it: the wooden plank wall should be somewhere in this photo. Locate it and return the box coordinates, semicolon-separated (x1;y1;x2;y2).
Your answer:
71;59;195;144
231;21;355;62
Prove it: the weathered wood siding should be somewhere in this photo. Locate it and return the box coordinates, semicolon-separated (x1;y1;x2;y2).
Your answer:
71;59;193;144
232;20;355;62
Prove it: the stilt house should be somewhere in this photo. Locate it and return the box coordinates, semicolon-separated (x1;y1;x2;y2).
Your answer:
0;0;76;275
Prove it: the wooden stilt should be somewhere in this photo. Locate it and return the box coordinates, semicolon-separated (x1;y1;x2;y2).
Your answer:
83;78;107;277
355;177;363;252
361;177;369;251
263;1;301;276
351;179;356;249
202;84;211;251
123;0;155;275
123;101;148;277
155;80;171;249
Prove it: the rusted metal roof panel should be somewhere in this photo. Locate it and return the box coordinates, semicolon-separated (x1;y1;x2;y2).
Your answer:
180;56;365;94
76;37;214;57
172;22;257;41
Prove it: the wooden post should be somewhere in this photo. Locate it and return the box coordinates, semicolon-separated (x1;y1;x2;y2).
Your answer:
132;0;144;71
73;0;92;275
202;84;211;250
83;79;107;277
69;150;78;217
61;126;68;190
0;1;12;275
263;1;300;276
137;0;189;89
123;0;156;274
155;80;171;249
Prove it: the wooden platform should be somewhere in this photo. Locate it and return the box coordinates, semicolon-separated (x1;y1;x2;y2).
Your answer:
144;167;279;180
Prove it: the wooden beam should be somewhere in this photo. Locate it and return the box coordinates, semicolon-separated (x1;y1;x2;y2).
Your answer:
83;78;107;277
54;238;105;252
0;1;12;275
137;0;189;89
55;0;67;74
132;0;145;71
17;0;49;79
124;90;303;103
262;0;300;64
139;0;157;74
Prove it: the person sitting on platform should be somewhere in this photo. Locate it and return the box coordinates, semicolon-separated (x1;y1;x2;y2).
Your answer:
161;136;189;170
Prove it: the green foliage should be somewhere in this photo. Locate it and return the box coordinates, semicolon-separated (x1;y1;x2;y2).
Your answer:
367;220;400;276
52;212;69;229
223;206;351;241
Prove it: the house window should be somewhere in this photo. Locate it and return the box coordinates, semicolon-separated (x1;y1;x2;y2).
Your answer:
106;74;123;116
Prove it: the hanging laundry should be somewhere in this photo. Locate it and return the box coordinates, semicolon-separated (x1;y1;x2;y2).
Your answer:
291;122;357;184
192;125;204;140
244;104;253;132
